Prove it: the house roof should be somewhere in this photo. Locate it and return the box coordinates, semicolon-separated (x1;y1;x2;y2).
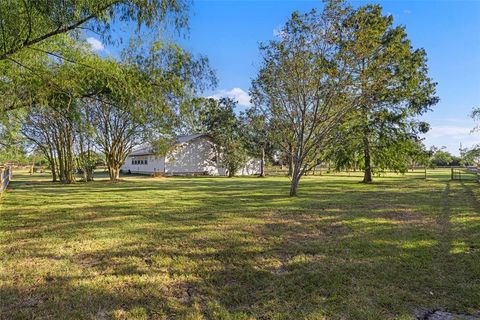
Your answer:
128;133;209;157
177;133;207;144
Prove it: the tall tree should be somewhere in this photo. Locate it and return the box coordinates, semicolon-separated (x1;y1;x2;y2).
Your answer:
337;5;438;182
88;43;215;181
240;107;272;177
11;33;215;182
21;99;78;183
429;146;454;167
250;4;356;196
202;98;247;177
91;98;143;181
75;101;97;181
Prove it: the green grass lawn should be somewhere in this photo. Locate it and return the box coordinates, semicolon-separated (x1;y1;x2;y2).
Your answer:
1;170;479;319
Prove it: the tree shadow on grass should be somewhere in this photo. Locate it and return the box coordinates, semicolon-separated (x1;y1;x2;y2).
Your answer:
1;175;479;319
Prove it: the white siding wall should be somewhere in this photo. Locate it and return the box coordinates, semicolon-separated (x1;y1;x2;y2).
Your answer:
121;155;165;174
165;138;224;175
120;137;261;176
238;158;261;175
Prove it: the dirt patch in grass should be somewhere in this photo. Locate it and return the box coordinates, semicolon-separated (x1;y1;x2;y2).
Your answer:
415;309;480;320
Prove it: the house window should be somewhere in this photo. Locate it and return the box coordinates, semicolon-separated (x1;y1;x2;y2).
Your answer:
132;158;148;165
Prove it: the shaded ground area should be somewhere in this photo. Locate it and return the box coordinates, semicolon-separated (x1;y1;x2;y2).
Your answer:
415;309;480;320
0;170;479;319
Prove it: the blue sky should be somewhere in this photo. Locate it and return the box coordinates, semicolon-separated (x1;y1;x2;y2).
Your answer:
89;0;480;155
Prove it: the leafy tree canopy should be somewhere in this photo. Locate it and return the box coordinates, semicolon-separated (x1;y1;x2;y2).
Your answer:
201;98;247;177
324;2;438;182
0;0;189;60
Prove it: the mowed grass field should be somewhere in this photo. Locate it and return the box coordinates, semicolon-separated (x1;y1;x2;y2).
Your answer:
1;169;479;319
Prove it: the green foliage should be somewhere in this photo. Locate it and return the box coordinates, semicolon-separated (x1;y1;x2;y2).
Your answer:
251;1;437;193
251;2;357;195
0;0;214;116
9;33;215;182
462;148;480;167
0;0;189;60
429;147;455;167
240;107;270;157
0;110;29;164
201;98;247;177
324;3;438;182
240;106;274;176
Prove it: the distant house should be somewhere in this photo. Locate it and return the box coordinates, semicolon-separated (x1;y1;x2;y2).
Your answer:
120;133;260;176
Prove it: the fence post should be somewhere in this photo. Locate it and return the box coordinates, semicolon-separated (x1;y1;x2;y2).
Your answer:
451;167;454;180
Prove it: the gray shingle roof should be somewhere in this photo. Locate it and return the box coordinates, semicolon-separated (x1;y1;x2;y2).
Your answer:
177;133;207;144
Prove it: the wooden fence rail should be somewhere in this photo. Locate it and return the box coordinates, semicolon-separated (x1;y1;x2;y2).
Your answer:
0;166;13;194
451;167;479;182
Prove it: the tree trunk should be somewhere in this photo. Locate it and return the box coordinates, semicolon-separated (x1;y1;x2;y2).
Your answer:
290;172;301;196
259;147;265;177
289;159;302;196
287;144;293;177
82;167;88;182
227;163;236;177
87;167;94;181
47;149;57;182
362;133;372;183
50;160;57;182
109;166;120;181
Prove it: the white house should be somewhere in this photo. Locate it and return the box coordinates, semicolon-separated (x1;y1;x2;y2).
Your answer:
120;133;260;176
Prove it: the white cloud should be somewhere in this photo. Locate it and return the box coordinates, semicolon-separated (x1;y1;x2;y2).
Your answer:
421;125;479;155
209;88;252;107
425;125;471;139
403;9;412;15
86;37;104;52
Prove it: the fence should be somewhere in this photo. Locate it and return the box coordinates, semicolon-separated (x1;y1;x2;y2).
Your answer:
451;167;479;182
266;165;329;176
0;166;13;194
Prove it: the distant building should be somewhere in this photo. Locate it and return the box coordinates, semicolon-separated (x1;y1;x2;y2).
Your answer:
120;133;260;176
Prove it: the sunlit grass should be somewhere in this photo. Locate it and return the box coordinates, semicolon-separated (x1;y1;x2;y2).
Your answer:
0;169;479;319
